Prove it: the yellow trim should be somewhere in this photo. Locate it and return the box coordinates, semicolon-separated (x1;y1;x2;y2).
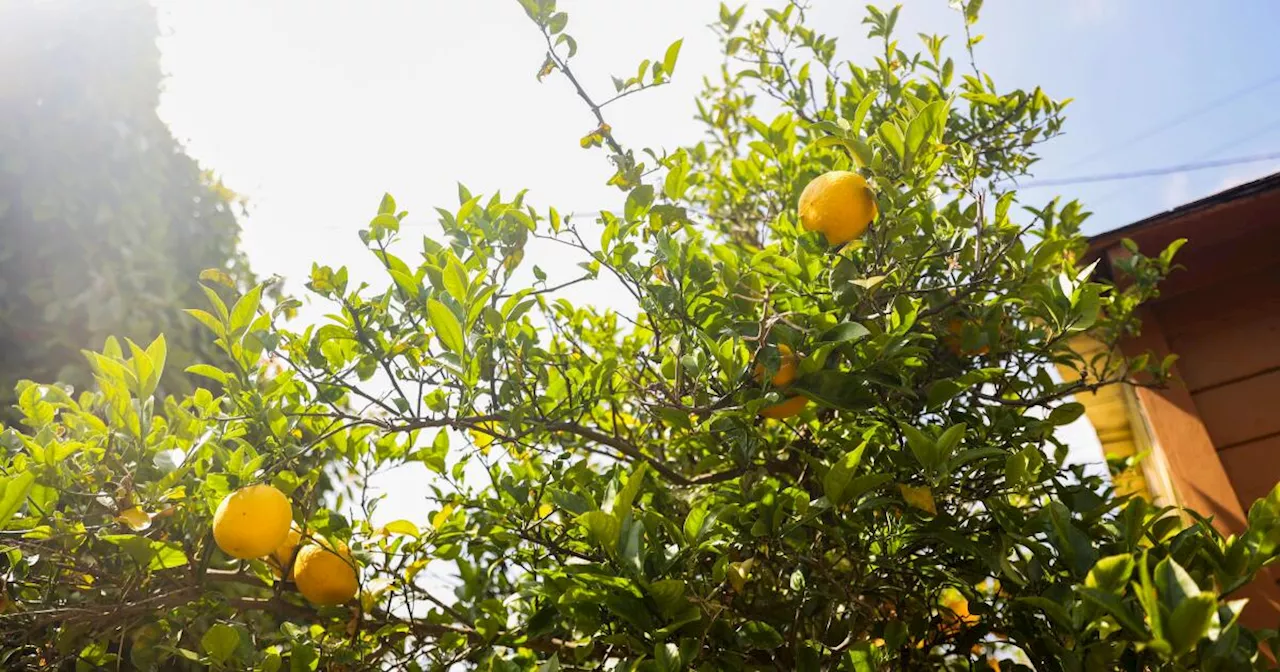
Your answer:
1058;335;1166;503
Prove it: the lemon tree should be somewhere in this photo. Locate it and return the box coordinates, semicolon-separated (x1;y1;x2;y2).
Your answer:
3;2;1280;670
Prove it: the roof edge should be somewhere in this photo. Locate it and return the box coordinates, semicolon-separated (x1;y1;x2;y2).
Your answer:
1087;171;1280;251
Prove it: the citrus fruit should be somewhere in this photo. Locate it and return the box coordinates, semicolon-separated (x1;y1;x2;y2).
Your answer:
212;485;292;560
798;170;877;245
759;395;808;419
945;318;993;356
753;344;799;387
268;525;303;578
940;596;980;633
294;539;359;606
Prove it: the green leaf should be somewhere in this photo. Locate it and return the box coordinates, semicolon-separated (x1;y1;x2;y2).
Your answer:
902;425;938;473
1047;402;1085;426
427;299;465;354
577;511;620;554
184;309;226;337
1168;593;1218;655
185;364;229;384
369;213;400;235
144;335;167;384
846;474;893;502
852;91;876;132
683;504;714;545
823;443;867;506
612;463;649;521
905;110;931;157
654;642;681;672
649;579;686;617
555;34;577;58
662;39;683;76
547;11;568;34
1154;556;1201;612
378;192;396;215
624;184;655;223
739;621;784;650
199;268;237;289
878;121;905;159
148;541;189;571
935;423;966;460
380;519;421;538
1086;554;1135;594
926;379;963;408
883;620;908;650
820;321;870;344
845;643;874;672
442;255;470;302
1077;587;1147;638
619;518;644;573
389;270;421;299
1015;596;1073;630
201;623;240;664
290;643;319;672
0;471;36;529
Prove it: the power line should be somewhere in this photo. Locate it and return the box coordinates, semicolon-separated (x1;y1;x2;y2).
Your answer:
1061;70;1280;170
1013;150;1280;189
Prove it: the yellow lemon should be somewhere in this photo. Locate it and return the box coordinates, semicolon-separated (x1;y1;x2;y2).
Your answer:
754;344;799;387
798;170;878;245
268;525;303;578
759;395;809;420
212;485;292;560
940;597;980;633
294;539;359;606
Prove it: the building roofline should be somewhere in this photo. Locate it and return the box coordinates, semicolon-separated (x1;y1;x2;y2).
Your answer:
1088;171;1280;251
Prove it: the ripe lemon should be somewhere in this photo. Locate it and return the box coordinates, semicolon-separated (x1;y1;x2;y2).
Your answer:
268;525;303;578
945;318;994;356
212;485;292;560
940;597;980;633
753;344;799;387
759;395;808;420
798;170;877;245
294;539;359;606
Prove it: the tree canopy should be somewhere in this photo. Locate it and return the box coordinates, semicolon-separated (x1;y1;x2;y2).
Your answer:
0;0;257;415
2;2;1280;670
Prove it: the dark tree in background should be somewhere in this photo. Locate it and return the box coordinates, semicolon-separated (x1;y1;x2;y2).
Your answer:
0;0;257;409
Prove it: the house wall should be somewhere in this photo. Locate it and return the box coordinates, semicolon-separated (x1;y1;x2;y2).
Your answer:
1152;254;1280;512
1079;181;1280;629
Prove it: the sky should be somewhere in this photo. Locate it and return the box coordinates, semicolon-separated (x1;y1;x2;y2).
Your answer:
151;0;1280;526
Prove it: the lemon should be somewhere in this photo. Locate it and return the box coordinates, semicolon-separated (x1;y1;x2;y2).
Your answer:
294;539;359;606
212;485;292;560
940;596;980;633
798;170;878;245
268;525;303;578
753;344;799;387
945;318;991;356
759;395;809;420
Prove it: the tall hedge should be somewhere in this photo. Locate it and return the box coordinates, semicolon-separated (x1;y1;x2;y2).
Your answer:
0;0;254;409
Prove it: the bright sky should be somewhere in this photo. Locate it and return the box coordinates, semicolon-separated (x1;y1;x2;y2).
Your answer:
153;0;1280;525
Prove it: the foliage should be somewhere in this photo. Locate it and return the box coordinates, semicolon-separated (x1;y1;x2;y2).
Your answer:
0;0;261;416
2;1;1280;670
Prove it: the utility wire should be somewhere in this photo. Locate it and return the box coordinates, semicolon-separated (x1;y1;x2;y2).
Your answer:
1061;70;1280;170
1014;150;1280;189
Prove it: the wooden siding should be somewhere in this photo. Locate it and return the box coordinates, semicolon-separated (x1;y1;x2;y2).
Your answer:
1194;369;1280;450
1221;435;1280;516
1146;264;1280;510
1155;267;1280;392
